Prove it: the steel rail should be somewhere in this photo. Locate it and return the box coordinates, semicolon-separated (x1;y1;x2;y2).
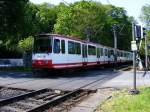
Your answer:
0;88;47;107
26;76;109;112
0;67;129;111
27;89;83;112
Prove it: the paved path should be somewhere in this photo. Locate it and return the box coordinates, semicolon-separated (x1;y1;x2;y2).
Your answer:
69;70;150;112
101;70;150;88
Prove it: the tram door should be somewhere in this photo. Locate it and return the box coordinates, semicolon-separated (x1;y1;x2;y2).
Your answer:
82;44;88;65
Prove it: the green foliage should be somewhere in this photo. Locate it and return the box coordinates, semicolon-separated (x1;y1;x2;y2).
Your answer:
140;4;150;27
99;88;150;112
18;36;34;52
54;1;132;50
23;2;57;36
140;4;150;56
0;1;57;57
0;0;133;58
0;0;28;38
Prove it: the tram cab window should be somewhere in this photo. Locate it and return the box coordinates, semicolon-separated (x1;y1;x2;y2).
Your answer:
34;38;52;53
61;40;65;54
54;39;60;53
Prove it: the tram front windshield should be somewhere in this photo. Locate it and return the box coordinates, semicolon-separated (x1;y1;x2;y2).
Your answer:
34;38;52;53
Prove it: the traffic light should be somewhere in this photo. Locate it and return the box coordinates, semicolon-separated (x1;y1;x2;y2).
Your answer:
134;25;141;39
142;27;147;38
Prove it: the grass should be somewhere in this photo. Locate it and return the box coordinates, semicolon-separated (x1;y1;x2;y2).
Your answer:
96;87;150;112
0;66;32;72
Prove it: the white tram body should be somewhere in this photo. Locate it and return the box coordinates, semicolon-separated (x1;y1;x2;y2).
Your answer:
32;34;133;69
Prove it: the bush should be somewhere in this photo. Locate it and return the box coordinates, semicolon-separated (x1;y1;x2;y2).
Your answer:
17;36;34;53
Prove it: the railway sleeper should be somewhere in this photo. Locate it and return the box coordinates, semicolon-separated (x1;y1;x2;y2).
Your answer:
43;94;59;101
0;88;94;112
34;92;55;100
0;106;24;112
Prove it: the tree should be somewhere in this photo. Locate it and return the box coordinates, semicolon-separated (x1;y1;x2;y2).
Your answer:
54;1;132;50
140;4;150;56
0;0;29;57
54;1;108;43
0;1;58;58
140;4;150;27
17;36;34;53
0;0;28;39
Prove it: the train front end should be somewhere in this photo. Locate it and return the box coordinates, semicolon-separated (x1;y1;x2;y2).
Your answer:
32;34;53;69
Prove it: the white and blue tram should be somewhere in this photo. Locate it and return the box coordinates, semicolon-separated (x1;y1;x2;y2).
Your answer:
32;34;133;69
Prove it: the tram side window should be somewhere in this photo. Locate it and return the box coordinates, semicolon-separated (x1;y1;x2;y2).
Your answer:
119;52;121;57
88;45;96;55
121;52;123;57
53;39;60;53
97;48;100;58
61;40;65;54
108;50;111;58
124;53;126;57
68;41;81;54
68;41;74;54
110;50;114;55
101;48;103;56
76;42;81;54
105;49;108;56
117;51;119;57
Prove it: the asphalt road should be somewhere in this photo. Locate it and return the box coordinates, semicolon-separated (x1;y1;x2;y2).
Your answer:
0;69;149;91
0;68;119;90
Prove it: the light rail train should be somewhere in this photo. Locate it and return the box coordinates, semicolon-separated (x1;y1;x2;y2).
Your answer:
32;34;132;70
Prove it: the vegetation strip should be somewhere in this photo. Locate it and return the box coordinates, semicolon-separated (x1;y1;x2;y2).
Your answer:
0;67;32;72
97;87;150;112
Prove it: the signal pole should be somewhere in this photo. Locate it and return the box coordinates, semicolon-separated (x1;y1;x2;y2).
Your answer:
112;24;117;65
129;22;140;94
144;32;148;70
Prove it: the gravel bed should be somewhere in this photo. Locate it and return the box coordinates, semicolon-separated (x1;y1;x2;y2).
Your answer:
0;88;29;100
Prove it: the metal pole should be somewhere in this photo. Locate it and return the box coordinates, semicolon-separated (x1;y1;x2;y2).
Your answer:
129;22;139;94
113;25;117;64
145;35;148;70
132;23;137;90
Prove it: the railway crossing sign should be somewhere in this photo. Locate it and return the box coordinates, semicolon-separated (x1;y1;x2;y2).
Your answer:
131;41;137;51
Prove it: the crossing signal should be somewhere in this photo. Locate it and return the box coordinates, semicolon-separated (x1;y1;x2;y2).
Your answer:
134;25;141;39
142;27;147;37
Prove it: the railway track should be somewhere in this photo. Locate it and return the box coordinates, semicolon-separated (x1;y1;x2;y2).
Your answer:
0;87;95;112
0;66;132;112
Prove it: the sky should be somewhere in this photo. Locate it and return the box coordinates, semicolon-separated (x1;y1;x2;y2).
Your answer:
30;0;150;23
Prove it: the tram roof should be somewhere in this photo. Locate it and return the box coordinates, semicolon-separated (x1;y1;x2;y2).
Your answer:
37;33;131;53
